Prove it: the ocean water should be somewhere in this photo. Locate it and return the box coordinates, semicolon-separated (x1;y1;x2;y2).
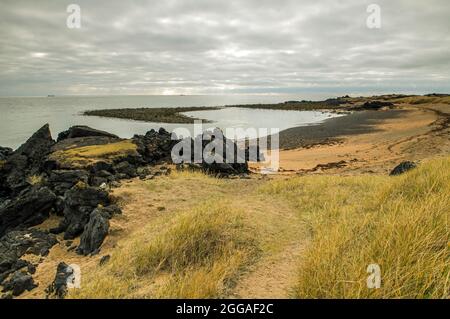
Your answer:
0;94;341;149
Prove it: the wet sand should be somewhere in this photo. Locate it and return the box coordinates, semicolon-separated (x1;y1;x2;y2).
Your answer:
278;109;405;149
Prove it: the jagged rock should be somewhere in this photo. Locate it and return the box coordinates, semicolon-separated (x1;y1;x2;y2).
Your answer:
14;124;55;169
48;170;89;195
76;208;110;256
0;229;57;284
51;184;110;239
390;161;417;176
46;262;73;299
1;124;54;194
188;128;248;176
0;147;12;161
1;271;37;296
132;128;177;163
57;125;119;142
0;186;56;237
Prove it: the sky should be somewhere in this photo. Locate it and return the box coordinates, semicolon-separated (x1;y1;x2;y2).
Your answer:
0;0;449;96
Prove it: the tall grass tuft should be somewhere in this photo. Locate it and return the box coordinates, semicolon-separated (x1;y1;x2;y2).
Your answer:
69;201;258;299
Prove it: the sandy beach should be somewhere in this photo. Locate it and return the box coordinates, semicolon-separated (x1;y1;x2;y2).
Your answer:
250;101;450;175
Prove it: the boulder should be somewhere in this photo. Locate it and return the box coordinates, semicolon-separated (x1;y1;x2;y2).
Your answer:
0;186;56;237
1;271;37;296
51;183;110;239
48;170;89;195
76;208;110;256
0;229;57;284
390;161;417;176
57;125;118;142
46;262;73;299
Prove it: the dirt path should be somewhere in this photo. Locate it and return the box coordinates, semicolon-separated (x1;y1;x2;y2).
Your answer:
231;195;307;298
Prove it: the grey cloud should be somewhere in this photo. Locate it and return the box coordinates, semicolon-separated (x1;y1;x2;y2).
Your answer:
0;0;449;96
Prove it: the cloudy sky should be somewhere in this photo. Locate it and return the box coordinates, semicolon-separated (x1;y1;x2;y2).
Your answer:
0;0;449;96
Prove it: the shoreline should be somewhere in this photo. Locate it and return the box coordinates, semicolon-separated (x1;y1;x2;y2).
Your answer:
268;103;450;175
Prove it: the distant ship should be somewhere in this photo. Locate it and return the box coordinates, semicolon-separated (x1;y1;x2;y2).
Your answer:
47;95;55;97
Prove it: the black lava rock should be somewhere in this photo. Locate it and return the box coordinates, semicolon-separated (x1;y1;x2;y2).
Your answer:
76;208;110;256
0;229;57;284
0;186;57;237
51;183;110;239
1;271;37;296
57;125;119;142
46;262;73;299
390;161;417;176
1;124;54;194
48;170;89;195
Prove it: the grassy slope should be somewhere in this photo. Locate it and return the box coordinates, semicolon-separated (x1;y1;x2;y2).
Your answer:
262;157;449;298
66;157;449;299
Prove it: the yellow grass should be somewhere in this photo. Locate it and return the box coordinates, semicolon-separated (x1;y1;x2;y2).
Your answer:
68;201;258;299
27;174;44;185
49;140;137;168
261;157;450;298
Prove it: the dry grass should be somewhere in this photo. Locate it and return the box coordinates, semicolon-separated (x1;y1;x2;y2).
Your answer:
261;157;450;298
68;201;258;299
49;140;137;168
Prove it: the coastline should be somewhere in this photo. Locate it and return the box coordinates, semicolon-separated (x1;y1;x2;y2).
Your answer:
268;103;450;175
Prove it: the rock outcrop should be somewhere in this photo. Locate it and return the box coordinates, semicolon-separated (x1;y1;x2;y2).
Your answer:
354;101;394;110
177;128;249;176
390;161;417;176
51;183;110;239
57;125;119;142
132;128;177;163
0;123;252;298
1;124;54;194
